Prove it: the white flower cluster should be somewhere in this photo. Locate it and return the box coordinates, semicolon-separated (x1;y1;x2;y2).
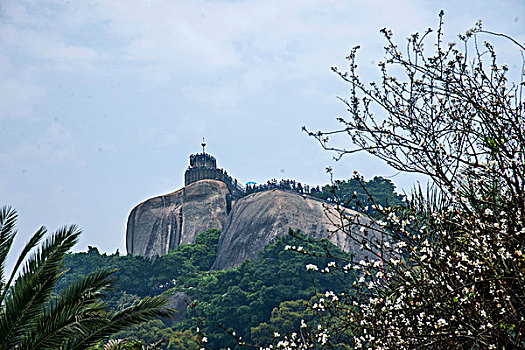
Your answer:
285;245;306;253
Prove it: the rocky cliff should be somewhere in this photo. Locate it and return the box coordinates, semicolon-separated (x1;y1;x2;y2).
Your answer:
126;180;231;257
127;179;374;268
212;189;367;270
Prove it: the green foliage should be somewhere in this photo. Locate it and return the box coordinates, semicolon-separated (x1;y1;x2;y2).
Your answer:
92;338;165;350
175;232;356;349
107;320;200;350
165;330;200;350
311;176;405;216
57;228;222;305
251;299;314;345
58;228;356;349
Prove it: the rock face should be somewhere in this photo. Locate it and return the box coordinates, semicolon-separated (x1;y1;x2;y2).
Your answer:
126;180;231;257
127;179;376;269
163;291;191;327
211;189;367;270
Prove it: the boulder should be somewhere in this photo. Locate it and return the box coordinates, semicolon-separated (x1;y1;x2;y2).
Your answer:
211;189;370;270
163;291;191;326
126;180;231;257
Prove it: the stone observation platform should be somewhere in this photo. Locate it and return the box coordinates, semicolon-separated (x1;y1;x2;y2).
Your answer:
184;140;244;198
184;154;244;198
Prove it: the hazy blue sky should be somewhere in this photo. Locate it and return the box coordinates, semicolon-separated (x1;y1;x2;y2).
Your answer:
1;0;524;258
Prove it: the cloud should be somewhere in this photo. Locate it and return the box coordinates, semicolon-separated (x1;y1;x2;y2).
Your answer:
88;0;440;107
0;77;45;120
0;122;79;166
0;22;105;71
3;0;524;112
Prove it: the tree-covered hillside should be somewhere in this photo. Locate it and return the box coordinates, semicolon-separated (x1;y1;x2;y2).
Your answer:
58;229;356;349
58;229;222;304
173;231;355;348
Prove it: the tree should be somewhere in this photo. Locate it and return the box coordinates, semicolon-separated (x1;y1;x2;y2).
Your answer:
251;299;313;345
0;206;174;349
170;231;356;349
277;12;525;349
311;176;405;216
57;228;222;303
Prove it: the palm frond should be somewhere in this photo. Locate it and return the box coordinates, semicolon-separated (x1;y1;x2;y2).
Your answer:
0;206;18;292
0;225;81;348
0;208;173;349
0;226;47;305
20;268;118;350
67;296;175;349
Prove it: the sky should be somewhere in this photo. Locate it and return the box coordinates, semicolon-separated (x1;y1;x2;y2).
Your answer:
1;0;524;259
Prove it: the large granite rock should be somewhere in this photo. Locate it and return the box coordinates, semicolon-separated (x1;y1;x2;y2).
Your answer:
126;180;231;257
211;189;369;270
127;180;376;268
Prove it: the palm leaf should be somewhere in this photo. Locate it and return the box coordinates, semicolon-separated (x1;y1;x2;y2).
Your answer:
20;268;118;350
0;226;47;305
0;225;81;348
0;206;17;292
66;296;175;349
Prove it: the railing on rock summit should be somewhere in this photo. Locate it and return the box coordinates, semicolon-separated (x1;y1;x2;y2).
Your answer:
184;152;244;198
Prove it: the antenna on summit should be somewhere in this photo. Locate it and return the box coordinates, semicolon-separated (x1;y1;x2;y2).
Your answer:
201;137;206;154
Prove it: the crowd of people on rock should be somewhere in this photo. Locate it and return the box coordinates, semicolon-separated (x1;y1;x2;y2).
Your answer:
189;152;216;166
187;153;326;198
223;171;243;193
244;179;325;196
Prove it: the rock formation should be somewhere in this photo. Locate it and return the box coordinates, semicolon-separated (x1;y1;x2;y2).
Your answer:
126;180;231;257
163;291;191;326
212;189;366;270
127;179;375;269
126;149;377;268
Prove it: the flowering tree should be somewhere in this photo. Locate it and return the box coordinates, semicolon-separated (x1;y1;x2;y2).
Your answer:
266;12;524;349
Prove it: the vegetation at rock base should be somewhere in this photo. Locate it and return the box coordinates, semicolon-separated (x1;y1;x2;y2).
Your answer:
250;299;315;345
174;231;356;349
57;228;222;304
289;13;525;349
58;229;357;349
0;206;174;350
101;320;200;350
